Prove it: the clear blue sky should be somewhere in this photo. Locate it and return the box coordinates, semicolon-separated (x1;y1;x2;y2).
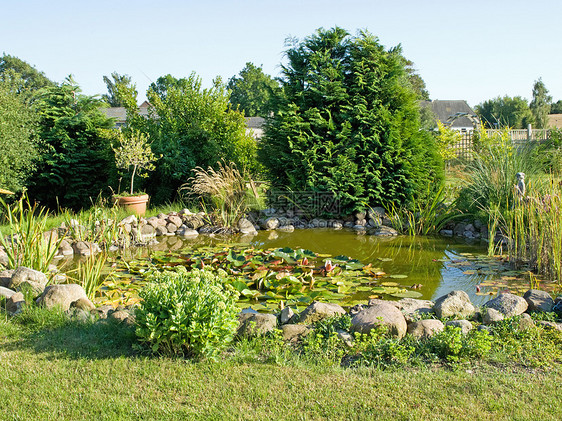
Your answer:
2;0;561;107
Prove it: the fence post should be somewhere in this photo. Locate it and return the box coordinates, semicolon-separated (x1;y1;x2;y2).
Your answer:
527;124;532;141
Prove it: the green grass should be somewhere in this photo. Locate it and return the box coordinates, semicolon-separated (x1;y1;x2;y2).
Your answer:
1;310;561;420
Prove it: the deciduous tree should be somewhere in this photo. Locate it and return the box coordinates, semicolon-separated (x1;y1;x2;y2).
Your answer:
227;63;280;117
530;78;552;129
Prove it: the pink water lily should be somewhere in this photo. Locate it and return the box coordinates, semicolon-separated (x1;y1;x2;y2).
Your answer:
324;260;335;272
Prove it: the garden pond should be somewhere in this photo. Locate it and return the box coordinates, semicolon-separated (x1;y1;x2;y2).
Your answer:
83;229;555;312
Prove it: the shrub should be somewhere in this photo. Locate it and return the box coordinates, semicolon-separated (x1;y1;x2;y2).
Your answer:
135;267;239;360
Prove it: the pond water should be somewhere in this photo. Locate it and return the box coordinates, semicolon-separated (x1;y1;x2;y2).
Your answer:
102;229;532;309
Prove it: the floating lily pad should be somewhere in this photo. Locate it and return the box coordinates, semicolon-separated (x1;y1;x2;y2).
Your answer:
391;291;423;299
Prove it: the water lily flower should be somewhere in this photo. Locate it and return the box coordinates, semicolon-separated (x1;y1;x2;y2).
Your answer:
324;260;335;272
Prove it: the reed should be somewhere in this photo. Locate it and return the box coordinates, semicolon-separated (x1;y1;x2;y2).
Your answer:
180;161;262;227
0;194;62;273
69;253;111;301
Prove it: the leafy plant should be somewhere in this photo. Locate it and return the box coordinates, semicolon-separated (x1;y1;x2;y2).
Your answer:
0;194;62;272
113;129;157;195
135;267;239;360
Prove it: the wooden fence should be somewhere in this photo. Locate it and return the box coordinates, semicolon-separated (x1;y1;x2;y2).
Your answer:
450;129;551;160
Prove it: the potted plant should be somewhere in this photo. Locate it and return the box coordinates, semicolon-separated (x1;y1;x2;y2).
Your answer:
112;129;157;215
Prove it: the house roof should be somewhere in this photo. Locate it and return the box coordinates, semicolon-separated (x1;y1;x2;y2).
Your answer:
548;114;562;129
245;117;265;129
99;106;127;121
421;100;477;129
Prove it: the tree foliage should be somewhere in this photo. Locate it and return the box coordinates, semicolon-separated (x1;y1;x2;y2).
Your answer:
0;81;39;193
124;73;257;204
530;78;552;129
551;100;562;114
261;27;443;213
227;62;280;117
475;95;534;129
113;130;156;195
28;80;117;209
102;72;134;107
0;54;53;98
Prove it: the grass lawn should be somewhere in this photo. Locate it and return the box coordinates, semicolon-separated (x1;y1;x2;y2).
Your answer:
0;316;560;420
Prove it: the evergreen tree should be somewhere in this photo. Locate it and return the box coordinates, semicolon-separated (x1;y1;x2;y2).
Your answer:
261;27;443;213
530;78;552;129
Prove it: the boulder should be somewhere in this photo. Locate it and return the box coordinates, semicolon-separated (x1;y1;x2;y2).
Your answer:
261;217;279;231
177;227;199;239
110;309;135;325
433;290;475;319
58;239;74;256
38;284;90;311
166;222;179;233
119;215;137;226
407;319;444;339
0;247;8;266
351;300;407;338
297;301;346;325
6;291;25;315
72;241;100;257
70;297;96;312
281;324;311;341
279;306;295;325
445;319;473;335
184;214;205;230
523;289;554;313
482;308;504;325
155;225;168;236
277;225;295;233
167;215;183;228
238;218;257;235
483;293;528;317
238;313;277;336
0;269;15;288
518;313;535;330
0;286;16;300
139;224;156;239
368;226;398;237
9;267;48;296
393;298;434;322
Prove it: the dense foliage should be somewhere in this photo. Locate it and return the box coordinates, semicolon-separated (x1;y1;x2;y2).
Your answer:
475;95;534;129
0;81;39;193
28;81;117;209
530;78;552;129
123;73;257;204
261;27;443;213
227;62;280;117
135;267;239;359
0;54;53;98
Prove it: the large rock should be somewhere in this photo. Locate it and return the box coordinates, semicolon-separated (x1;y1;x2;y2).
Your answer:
297;301;346;324
237;313;277;336
6;291;25;315
261;217;279;231
392;298;434;322
237;218;257;235
177;227;199;239
0;269;15;288
433;290;475;319
482;308;504;325
483;293;528;317
9;267;48;296
445;319;473;335
407;319;444;339
38;284;91;311
368;226;398;237
279;306;295;325
58;239;74;256
0;247;8;266
351;300;407;338
0;286;16;300
72;241;100;257
523;289;554;312
167;215;183;228
281;324;311;341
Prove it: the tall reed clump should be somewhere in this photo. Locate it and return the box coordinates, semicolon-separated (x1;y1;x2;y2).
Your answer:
385;185;461;236
0;194;63;273
503;178;562;283
461;128;540;212
180;161;262;227
70;253;111;301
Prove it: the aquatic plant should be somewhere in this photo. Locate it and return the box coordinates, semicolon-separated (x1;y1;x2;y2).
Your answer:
69;253;112;301
0;194;62;273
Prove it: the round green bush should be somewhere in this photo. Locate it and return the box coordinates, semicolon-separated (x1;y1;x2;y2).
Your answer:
135;267;239;359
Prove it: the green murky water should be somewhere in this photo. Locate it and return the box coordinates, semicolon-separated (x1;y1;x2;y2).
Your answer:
104;229;533;308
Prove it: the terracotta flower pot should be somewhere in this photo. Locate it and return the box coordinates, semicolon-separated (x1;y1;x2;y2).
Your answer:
116;194;149;216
